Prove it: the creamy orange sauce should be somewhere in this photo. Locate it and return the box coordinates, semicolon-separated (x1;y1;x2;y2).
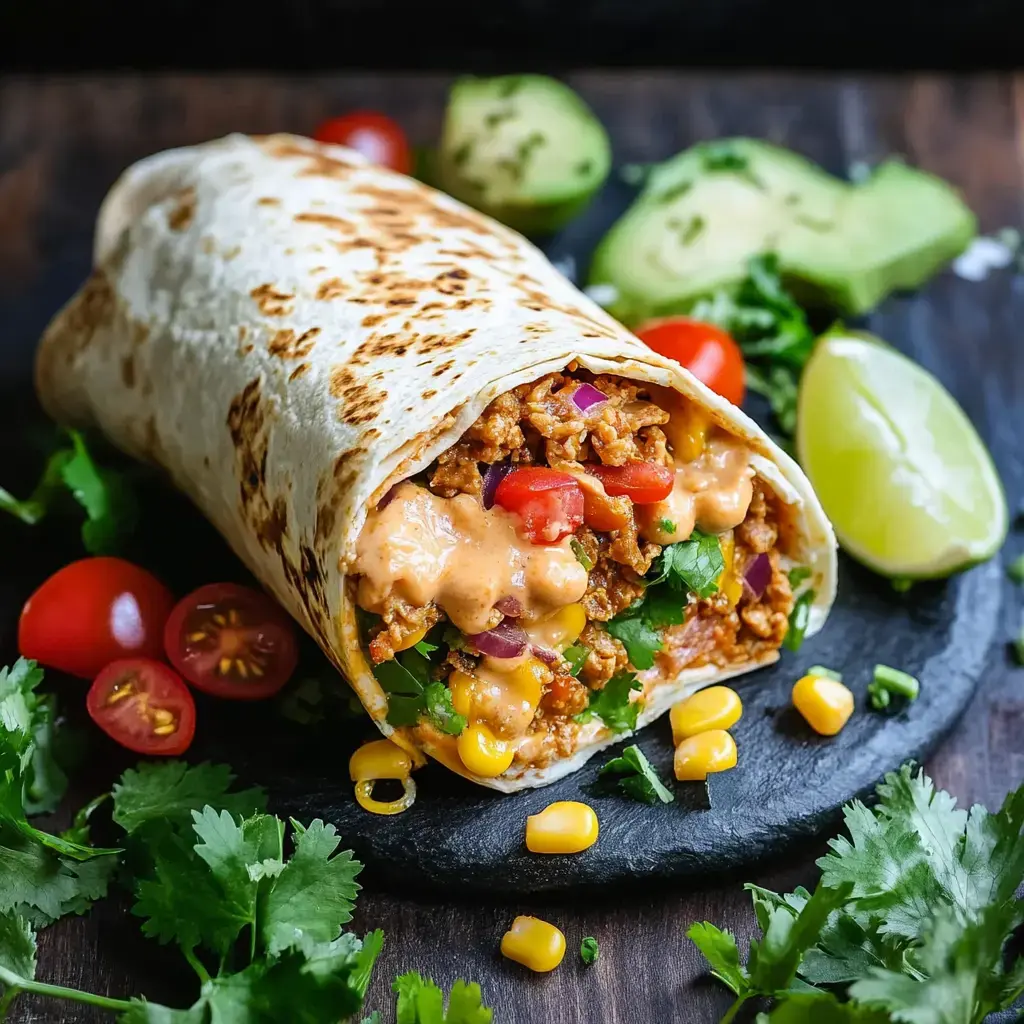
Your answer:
354;482;589;634
638;436;754;545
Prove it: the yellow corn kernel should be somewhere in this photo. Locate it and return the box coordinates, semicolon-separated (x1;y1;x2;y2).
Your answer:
449;670;476;718
674;729;737;781
348;739;412;782
393;627;427;653
500;916;566;973
354;777;417;816
457;722;515;777
792;674;854;736
670;402;709;462
525;801;599;854
506;658;548;709
717;533;744;607
541;603;587;650
670;686;743;743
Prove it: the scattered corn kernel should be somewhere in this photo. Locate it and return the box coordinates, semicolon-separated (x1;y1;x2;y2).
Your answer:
500;916;566;973
525;801;599;854
348;739;412;782
670;686;743;743
354;777;417;816
542;603;587;650
393;627;427;653
793;674;855;736
457;722;515;777
717;534;744;607
674;729;737;781
449;670;476;718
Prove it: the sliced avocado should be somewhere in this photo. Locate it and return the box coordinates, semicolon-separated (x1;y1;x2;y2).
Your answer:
782;161;977;314
437;75;611;237
588;138;976;323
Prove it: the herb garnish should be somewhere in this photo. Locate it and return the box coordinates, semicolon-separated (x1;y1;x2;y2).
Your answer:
787;566;812;589
580;936;600;965
783;589;815;652
658;518;677;535
571;537;595;571
688;765;1024;1023
365;972;492;1023
1007;552;1024;584
867;664;920;710
561;645;589;677
575;671;643;733
372;648;467;736
599;744;674;804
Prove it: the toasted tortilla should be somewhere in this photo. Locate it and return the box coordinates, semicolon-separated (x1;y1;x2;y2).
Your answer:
36;133;837;791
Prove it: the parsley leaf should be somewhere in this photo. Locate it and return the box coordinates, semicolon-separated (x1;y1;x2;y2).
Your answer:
606;614;662;670
575;671;643;733
783;589;815;652
561;645;589;677
599;744;674;804
392;971;493;1023
580;936;599;965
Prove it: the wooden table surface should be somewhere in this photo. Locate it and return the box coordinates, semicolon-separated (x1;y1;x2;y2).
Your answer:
1;72;1023;1023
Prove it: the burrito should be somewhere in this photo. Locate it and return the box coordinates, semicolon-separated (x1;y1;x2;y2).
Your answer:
36;133;837;791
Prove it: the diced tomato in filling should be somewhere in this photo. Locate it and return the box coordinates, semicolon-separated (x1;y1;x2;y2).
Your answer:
585;461;674;504
493;467;584;544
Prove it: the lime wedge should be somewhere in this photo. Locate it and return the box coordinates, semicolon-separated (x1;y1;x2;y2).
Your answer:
797;331;1007;578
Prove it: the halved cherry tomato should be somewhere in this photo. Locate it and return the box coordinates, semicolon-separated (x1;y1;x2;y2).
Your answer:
164;583;298;700
18;557;176;680
635;317;746;406
312;111;411;175
87;658;196;756
493;468;584;545
586;462;675;504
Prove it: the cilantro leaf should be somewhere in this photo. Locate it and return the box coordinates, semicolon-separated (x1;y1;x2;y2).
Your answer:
783;589;815;652
687;922;747;995
423;682;467;736
599;744;674;804
575;672;643;733
393;971;493;1024
112;761;267;837
649;531;723;598
605;614;662;670
580;936;599;965
260;818;362;955
561;645;589;677
373;649;464;734
0;908;37;1014
755;992;891;1023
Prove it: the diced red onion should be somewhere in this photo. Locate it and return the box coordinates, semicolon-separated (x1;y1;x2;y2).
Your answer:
743;552;772;600
376;484;400;511
468;619;528;658
495;595;523;617
571;383;607;412
482;462;513;510
531;644;559;665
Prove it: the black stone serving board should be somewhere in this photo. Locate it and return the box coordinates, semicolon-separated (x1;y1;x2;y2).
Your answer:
0;169;1003;897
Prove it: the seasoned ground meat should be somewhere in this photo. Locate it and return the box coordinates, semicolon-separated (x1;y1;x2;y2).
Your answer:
368;599;443;663
736;483;778;554
577;528;647;622
578;622;629;687
541;670;590;716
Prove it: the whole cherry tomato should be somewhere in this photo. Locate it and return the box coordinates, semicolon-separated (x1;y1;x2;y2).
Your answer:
312;111;412;175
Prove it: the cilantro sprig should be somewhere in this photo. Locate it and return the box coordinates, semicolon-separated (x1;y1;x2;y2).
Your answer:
364;971;493;1024
599;744;674;804
372;645;466;736
689;764;1024;1023
575;671;643;733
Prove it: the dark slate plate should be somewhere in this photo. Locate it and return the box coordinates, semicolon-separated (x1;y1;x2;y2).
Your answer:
0;168;1002;897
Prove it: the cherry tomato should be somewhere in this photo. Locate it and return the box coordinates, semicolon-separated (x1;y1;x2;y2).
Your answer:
635;317;746;406
18;557;176;680
164;583;298;700
312;111;411;175
87;658;196;756
494;468;584;545
586;462;675;504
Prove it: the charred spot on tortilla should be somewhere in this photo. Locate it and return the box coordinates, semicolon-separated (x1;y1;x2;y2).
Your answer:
258;495;289;552
268;327;321;360
432;359;456;377
167;187;196;231
351;332;411;363
315;277;346;300
250;283;295;317
257;197;281;207
295;212;356;234
263;138;359;179
227;377;270;509
289;363;311;381
330;366;384;426
422;389;438;400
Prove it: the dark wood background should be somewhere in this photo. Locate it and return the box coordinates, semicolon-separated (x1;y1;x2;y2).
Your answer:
1;73;1023;1022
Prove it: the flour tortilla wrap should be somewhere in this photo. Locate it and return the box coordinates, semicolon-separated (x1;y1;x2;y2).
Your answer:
36;133;837;791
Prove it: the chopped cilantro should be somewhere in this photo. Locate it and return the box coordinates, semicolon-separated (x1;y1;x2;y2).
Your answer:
413;639;439;656
606;614;662;670
648;530;724;598
570;537;594;571
783;589;815;652
787;566;812;589
1007;552;1024;584
599;745;674;804
575;671;643;733
389;971;493;1023
561;645;589;677
580;936;599;965
423;681;467;736
372;646;465;735
658;518;677;535
867;664;919;711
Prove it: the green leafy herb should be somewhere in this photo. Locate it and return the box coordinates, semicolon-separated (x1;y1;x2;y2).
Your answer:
580;936;599;965
606;614;663;670
561;645;589;678
575;671;643;733
867;664;919;711
570;537;595;571
787;566;812;589
389;971;493;1023
413;639;439;656
599;745;674;804
783;589;815;652
373;648;465;735
690;765;1024;1023
423;682;467;736
1014;620;1024;665
1007;552;1024;584
658;518;677;535
648;530;724;598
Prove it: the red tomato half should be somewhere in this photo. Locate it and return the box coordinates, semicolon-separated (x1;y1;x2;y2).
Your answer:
586;462;675;504
164;583;298;700
494;468;584;545
312;111;411;175
635;317;746;406
87;658;196;756
19;558;176;680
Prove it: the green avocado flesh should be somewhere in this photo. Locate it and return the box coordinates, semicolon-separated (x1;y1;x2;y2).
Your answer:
588;138;977;323
437;74;611;237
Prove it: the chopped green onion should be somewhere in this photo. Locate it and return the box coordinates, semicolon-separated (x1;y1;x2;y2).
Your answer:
807;665;842;682
890;577;914;593
787;566;812;588
783;589;815;652
571;537;594;571
580;936;599;965
868;663;920;710
562;645;589;677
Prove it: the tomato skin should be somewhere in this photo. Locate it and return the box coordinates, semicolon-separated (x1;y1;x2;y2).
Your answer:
164;583;299;700
493;467;585;545
586;462;675;504
18;558;175;680
635;317;746;406
87;658;196;756
312;111;411;174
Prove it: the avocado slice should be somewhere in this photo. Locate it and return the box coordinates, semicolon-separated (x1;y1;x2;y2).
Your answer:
437;75;611;237
588;138;975;323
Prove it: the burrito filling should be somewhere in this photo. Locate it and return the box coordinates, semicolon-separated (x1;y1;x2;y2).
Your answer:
351;370;796;774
